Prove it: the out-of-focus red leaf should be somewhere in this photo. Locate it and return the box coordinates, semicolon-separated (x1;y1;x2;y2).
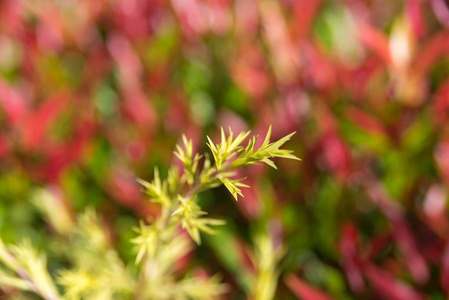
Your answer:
340;57;382;100
435;142;449;187
171;0;206;40
413;31;449;75
285;274;334;300
224;168;261;219
83;46;112;84
363;262;424;300
125;139;147;162
20;92;72;150
321;132;352;182
147;66;169;91
237;238;256;274
0;80;29;125
420;185;449;237
357;21;392;64
366;233;394;258
394;221;429;284
165;95;188;133
174;232;194;274
339;223;365;293
302;44;337;93
230;44;271;99
0;136;10;158
237;178;261;219
206;0;232;35
406;0;425;39
114;0;150;39
314;103;352;182
108;171;158;218
111;174;140;205
107;33;142;91
346;107;387;136
430;0;449;27
423;184;447;219
122;90;157;129
366;181;429;284
234;0;259;37
291;0;323;42
36;7;63;52
259;0;299;84
107;33;154;129
216;110;248;136
0;0;24;36
440;239;449;292
270;91;304;133
432;79;449;126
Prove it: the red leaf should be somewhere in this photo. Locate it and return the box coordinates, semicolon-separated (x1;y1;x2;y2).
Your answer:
435;142;449;187
430;0;449;28
171;0;206;40
292;0;323;42
363;262;424;300
0;80;29;125
235;175;261;219
0;136;10;158
413;31;449;75
357;21;392;64
107;33;143;91
237;238;256;274
20;92;71;150
421;185;449;237
346;107;387;136
285;274;334;300
122;89;157;129
440;239;449;292
366;181;429;284
230;44;271;99
339;224;365;293
321;132;352;182
432;79;449;126
108;171;158;218
0;0;24;36
406;0;426;38
234;0;259;37
302;44;337;92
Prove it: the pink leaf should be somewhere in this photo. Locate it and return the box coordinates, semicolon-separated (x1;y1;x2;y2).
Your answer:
339;224;365;293
440;239;449;292
20;92;71;150
406;0;426;38
285;274;334;300
357;21;392;64
0;80;30;125
363;262;424;300
366;181;429;284
292;0;323;42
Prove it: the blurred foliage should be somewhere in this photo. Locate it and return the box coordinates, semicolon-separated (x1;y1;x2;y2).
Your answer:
1;0;449;298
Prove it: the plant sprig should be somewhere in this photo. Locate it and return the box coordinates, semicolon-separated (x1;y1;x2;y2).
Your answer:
0;127;299;300
136;126;299;248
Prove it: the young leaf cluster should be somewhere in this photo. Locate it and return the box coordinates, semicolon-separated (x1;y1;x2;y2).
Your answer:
129;126;298;299
206;126;300;200
134;126;299;251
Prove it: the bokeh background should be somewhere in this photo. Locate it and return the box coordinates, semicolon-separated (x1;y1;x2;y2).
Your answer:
1;0;449;299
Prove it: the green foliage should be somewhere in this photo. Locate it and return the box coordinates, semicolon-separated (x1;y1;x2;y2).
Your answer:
251;234;284;300
0;239;60;299
0;128;298;300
